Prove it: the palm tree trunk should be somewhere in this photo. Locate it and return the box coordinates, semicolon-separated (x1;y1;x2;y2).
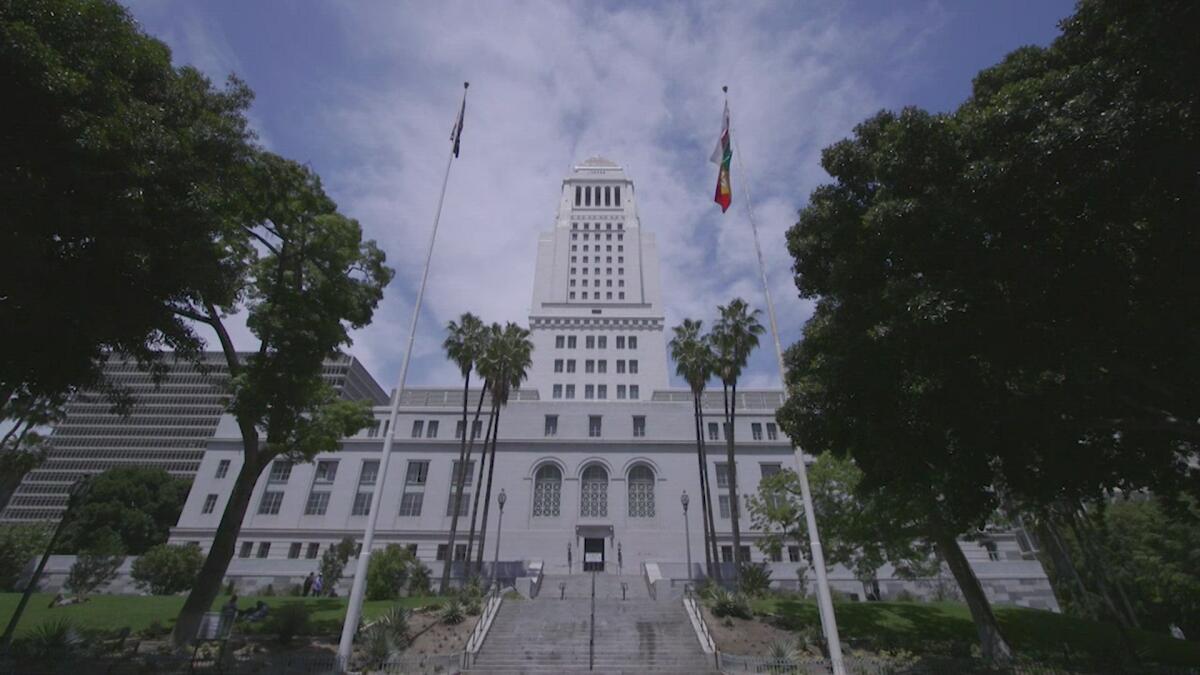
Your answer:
724;382;743;583
691;393;713;578
439;374;473;593
464;405;497;565
474;406;502;575
172;439;261;645
699;405;721;580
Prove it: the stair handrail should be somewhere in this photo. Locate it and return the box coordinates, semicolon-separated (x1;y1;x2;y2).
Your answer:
589;570;596;670
683;583;716;655
463;582;504;665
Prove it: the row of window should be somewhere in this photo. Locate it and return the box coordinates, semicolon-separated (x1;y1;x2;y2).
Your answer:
539;414;644;437
571;232;623;242
707;421;780;441
569;266;624;276
233;539;490;564
554;335;639;350
550;384;641;400
571;243;622;253
571;222;624;231
573;185;622;208
569;278;624;288
571;255;624;264
553;359;637;374
570;291;625;301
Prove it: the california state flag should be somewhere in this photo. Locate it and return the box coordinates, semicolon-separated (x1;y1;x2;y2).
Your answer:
710;101;733;212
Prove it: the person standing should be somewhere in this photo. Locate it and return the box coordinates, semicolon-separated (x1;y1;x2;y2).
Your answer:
312;572;324;597
302;572;315;597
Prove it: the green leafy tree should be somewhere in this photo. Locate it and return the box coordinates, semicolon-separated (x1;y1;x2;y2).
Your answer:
57;467;189;555
168;153;392;644
710;298;764;579
65;532;124;598
319;537;358;597
749;455;936;600
367;544;417;601
0;0;255;412
440;313;489;593
0;523;52;591
472;323;533;574
130;544;203;595
669;319;721;577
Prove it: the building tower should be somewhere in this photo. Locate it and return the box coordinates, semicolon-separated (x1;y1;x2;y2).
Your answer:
525;158;669;400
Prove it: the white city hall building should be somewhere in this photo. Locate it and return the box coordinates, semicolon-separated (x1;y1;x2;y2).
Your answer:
167;158;1058;610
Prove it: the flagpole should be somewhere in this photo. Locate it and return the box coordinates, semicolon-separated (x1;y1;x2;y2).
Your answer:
724;86;846;675
337;82;469;670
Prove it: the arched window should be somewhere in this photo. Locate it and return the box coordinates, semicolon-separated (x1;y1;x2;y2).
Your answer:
532;465;561;517
580;465;608;517
627;464;655;518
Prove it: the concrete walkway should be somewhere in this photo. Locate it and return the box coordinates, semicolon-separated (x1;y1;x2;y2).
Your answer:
466;572;716;674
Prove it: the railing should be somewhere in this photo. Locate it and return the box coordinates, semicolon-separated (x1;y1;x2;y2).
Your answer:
530;564;545;598
463;583;504;667
641;561;657;600
588;570;597;670
683;583;716;656
373;652;464;674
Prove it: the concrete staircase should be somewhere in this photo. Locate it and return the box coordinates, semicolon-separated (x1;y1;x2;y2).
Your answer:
467;573;715;674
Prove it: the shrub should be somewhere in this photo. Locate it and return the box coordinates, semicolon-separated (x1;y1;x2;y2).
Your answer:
768;639;800;664
319;537;357;595
738;563;772;597
439;600;465;625
129;543;202;595
366;544;415;601
0;523;52;591
65;534;124;597
270;602;312;645
893;588;917;602
407;562;431;596
361;607;410;666
707;588;752;619
140;619;170;639
262;584;275;597
17;618;84;665
463;597;482;616
224;579;236;595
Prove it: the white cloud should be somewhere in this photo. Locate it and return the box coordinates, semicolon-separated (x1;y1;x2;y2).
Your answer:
126;0;947;391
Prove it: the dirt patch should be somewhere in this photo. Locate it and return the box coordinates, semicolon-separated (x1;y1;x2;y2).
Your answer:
404;606;477;655
702;605;796;655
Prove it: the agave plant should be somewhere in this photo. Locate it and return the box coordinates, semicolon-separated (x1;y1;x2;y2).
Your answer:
360;606;410;666
18;618;85;665
439;600;465;625
767;639;801;671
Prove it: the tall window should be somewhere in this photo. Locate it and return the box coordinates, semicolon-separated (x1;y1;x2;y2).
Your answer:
614;186;621;205
616;336;625;349
305;490;330;516
544;415;558;437
556;335;565;348
352;491;372;516
597;384;607;399
629;385;639;400
215;459;230;479
359;460;379;486
268;461;292;483
597;360;607;374
708;423;719;441
567;360;576;373
628;464;655;518
533;465;562;517
553;384;563;399
313;460;338;484
585;360;595;373
566;384;575;399
629;360;638;374
715;462;731;488
616;360;625;374
766;423;778;440
471;420;482;439
585;384;594;399
633;415;646;437
751;423;763;440
586;336;595;349
617;385;626;399
411;420;424;438
628;336;638;349
257;542;270;558
580;465;608;517
598;336;607;349
426;420;439;438
202;494;218;514
406;460;429;485
258;491;283;515
568;336;577;348
589;415;602;437
554;359;564;373
289;543;302;559
399;492;423;516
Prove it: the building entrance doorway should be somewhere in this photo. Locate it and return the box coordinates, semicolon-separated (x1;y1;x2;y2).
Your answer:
583;537;605;572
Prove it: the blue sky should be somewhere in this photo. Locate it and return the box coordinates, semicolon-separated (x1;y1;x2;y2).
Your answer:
124;0;1075;392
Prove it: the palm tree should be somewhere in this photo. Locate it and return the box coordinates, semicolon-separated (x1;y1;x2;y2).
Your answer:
464;323;502;567
439;313;487;593
472;322;533;576
710;298;765;582
669;319;721;579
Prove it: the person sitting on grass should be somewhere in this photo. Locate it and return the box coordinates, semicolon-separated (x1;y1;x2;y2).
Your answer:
48;593;87;608
244;601;270;622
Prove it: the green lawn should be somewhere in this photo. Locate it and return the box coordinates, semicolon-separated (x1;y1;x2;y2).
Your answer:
750;597;1200;667
0;593;444;638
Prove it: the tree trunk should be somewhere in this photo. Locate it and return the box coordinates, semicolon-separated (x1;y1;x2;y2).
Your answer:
1035;517;1092;615
698;403;721;581
474;407;502;575
172;448;261;646
931;529;1013;663
464;406;497;565
691;394;713;577
440;374;474;593
723;383;742;583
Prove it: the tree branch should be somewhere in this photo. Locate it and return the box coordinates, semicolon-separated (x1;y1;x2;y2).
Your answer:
203;300;242;377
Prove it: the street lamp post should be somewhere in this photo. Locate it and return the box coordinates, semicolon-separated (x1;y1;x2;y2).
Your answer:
2;475;91;649
492;489;506;590
681;491;692;581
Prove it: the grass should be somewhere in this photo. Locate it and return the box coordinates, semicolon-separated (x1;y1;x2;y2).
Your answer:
749;597;1200;667
0;592;444;639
